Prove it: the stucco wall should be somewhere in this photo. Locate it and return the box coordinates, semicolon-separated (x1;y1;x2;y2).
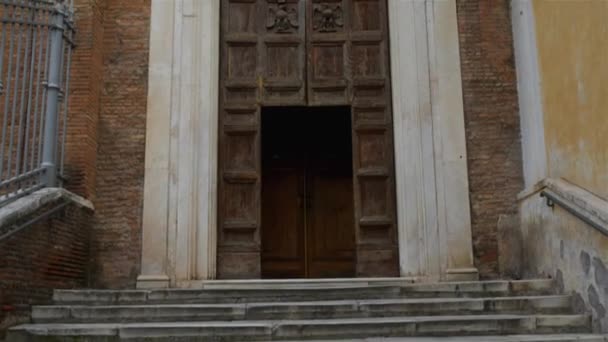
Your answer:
516;1;608;333
521;191;608;332
533;0;608;200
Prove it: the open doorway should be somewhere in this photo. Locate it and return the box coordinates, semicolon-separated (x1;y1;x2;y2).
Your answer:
261;106;356;279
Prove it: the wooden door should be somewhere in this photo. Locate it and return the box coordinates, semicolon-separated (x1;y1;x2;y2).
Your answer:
261;160;355;279
220;0;398;279
261;107;355;278
307;0;398;276
219;0;306;278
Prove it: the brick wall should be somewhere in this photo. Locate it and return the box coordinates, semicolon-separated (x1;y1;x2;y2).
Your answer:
89;0;150;288
456;0;524;278
64;0;105;199
0;206;91;336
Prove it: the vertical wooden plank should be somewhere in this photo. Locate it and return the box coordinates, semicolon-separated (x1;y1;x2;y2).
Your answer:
349;0;399;277
218;0;262;279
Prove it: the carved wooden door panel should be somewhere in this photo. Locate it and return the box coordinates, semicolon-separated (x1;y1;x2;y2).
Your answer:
307;0;398;276
219;0;306;278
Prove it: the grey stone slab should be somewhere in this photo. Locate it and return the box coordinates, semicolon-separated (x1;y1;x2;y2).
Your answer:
53;289;150;305
51;280;557;305
200;277;416;290
33;296;573;324
13;279;593;341
273;336;608;342
10;314;591;340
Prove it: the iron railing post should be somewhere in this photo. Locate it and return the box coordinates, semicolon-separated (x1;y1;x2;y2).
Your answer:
40;2;66;187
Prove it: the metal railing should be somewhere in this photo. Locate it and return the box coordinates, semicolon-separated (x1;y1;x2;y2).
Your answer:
0;0;74;206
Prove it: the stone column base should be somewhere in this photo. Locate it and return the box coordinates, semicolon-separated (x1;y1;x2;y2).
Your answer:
445;268;480;282
136;274;170;289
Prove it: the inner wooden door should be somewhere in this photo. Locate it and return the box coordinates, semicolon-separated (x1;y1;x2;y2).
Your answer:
261;107;355;278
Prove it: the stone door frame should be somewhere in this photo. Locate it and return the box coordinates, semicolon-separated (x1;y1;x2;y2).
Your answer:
138;0;478;289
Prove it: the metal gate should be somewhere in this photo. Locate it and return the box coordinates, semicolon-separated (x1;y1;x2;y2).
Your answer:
0;0;75;206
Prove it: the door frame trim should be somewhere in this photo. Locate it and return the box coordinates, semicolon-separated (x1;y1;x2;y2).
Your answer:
138;0;477;288
388;0;478;282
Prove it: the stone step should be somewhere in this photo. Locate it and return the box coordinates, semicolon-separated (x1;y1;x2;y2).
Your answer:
8;315;591;341
6;336;607;342
52;279;555;305
199;277;417;289
32;295;573;324
276;337;608;342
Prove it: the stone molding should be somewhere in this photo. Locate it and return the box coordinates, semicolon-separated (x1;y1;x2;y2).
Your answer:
138;0;219;288
389;0;477;281
512;0;547;189
139;0;477;287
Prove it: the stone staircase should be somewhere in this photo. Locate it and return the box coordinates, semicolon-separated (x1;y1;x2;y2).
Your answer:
7;279;608;341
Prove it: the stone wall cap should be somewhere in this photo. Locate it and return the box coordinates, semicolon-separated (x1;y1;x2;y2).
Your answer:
519;177;608;234
542;178;608;227
0;188;94;230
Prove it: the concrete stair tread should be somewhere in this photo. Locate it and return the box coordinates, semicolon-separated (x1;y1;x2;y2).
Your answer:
31;295;574;324
199;279;551;288
55;279;554;295
354;295;567;305
9;314;591;341
14;313;589;330
51;279;557;305
11;279;595;341
36;294;572;309
274;336;608;342
197;277;417;289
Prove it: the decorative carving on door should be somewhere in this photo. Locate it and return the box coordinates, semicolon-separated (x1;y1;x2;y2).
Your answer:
312;3;343;32
267;1;299;33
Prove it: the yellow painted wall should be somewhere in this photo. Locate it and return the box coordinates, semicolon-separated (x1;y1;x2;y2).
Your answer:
533;0;608;199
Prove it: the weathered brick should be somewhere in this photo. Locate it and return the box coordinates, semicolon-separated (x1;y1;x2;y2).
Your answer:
457;0;524;278
64;0;105;199
88;0;150;288
0;206;91;336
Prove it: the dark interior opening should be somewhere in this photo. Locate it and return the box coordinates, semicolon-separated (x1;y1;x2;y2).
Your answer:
262;107;353;170
261;106;356;279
